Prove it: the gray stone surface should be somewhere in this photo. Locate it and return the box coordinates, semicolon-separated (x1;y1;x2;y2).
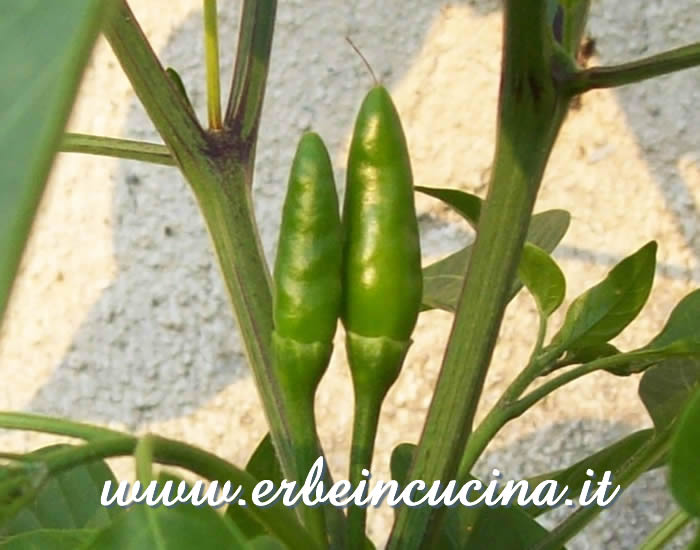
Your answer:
1;1;699;547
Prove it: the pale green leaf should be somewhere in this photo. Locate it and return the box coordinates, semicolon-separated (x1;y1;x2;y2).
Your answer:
0;0;108;320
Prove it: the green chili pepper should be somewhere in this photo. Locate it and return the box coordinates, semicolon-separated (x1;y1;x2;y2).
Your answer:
273;131;342;549
342;85;422;549
274;133;342;347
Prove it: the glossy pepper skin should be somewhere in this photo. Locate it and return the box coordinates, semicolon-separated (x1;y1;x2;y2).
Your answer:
342;85;422;345
274;131;343;349
342;85;422;550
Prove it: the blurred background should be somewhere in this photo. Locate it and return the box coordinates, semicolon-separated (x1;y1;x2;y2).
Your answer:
1;1;699;547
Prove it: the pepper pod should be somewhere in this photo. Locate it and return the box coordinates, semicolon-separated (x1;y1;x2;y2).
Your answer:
273;131;342;547
342;85;422;549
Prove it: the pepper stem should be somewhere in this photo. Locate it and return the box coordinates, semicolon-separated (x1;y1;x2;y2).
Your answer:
348;388;388;550
345;333;410;550
284;394;330;549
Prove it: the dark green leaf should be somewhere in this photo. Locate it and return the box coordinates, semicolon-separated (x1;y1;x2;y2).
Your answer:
525;429;655;517
604;291;700;377
232;435;348;549
670;387;700;517
0;0;108;320
549;241;657;352
0;528;97;549
517;243;566;317
639;359;700;431
1;444;118;535
246;434;284;486
466;504;564;550
84;501;248;550
422;210;570;313
227;434;282;538
415;187;481;229
643;290;700;355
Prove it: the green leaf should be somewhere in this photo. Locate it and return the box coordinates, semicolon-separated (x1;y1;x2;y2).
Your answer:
0;528;97;549
639;359;700;432
643;290;700;355
227;434;282;538
422;210;570;313
549;241;657;353
1;444;118;535
524;429;655;517
465;504;564;550
0;0;108;320
83;501;248;550
517;243;566;317
415;186;482;229
246;434;284;486
670;386;700;517
602;291;700;377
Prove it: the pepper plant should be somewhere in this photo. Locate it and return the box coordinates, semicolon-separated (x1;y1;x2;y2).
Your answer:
2;1;700;549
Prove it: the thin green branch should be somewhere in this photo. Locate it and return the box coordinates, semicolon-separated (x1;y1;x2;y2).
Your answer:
203;0;222;129
224;0;276;137
637;508;692;550
134;433;155;483
531;429;673;550
60;133;175;165
567;41;700;95
102;0;209;173
387;2;571;548
0;411;126;441
457;348;647;481
513;350;663;416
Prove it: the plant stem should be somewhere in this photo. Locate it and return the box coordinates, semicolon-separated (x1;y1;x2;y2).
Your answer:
225;0;276;137
347;391;384;550
134;433;155;483
557;0;591;56
203;0;222;129
0;411;126;441
60;133;175;165
458;347;675;482
387;3;570;548
531;428;673;550
513;349;665;416
456;345;559;480
102;0;209;172
27;435;319;550
104;0;298;492
567;42;700;94
637;508;692;550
